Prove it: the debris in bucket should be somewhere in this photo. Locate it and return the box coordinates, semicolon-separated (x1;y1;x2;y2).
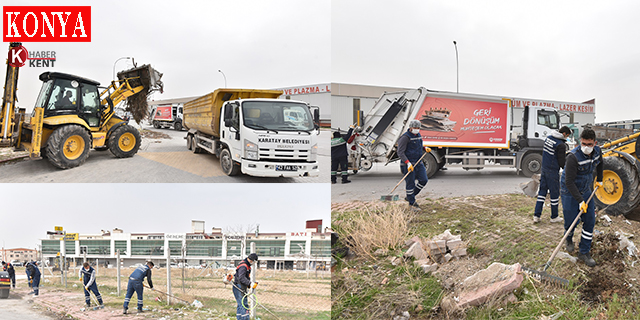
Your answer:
117;64;164;124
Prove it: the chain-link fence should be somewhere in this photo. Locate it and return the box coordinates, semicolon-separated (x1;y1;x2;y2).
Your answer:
41;258;330;319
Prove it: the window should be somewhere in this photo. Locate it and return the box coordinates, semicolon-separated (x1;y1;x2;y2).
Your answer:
290;241;306;254
242;101;313;131
537;110;559;129
186;240;223;257
46;79;78;112
246;240;285;257
310;240;330;257
115;241;127;255
80;84;100;126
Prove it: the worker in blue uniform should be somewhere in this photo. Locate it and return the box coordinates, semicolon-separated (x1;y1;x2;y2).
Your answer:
79;262;104;308
533;126;572;223
25;261;41;297
397;120;431;207
123;261;154;314
561;128;603;267
233;253;259;320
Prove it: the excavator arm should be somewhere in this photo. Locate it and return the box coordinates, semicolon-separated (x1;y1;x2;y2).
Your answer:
0;42;21;147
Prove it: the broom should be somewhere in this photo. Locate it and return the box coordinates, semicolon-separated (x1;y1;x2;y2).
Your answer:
380;151;429;201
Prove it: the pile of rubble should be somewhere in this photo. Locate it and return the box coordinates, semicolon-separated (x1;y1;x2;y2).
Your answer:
398;230;467;273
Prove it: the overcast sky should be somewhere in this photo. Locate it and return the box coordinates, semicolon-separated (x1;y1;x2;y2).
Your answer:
2;0;330;111
0;183;330;249
332;0;640;123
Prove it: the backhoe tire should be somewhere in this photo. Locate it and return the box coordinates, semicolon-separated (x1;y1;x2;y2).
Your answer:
521;153;542;177
108;125;141;158
594;155;640;216
220;148;240;176
46;125;91;169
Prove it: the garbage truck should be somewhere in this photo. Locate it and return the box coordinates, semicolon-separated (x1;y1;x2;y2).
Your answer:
0;42;163;169
183;89;320;177
348;87;584;178
151;104;184;131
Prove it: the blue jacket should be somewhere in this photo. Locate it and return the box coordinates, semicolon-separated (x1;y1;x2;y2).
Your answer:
129;264;153;288
80;266;97;287
561;145;603;202
542;131;567;172
25;262;40;280
397;130;423;163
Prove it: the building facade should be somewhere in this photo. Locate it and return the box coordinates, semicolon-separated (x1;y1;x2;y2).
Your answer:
1;248;38;264
40;221;330;271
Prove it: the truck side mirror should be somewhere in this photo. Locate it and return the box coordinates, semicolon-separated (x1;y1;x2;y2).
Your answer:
223;103;232;122
224;120;232;127
313;108;320;126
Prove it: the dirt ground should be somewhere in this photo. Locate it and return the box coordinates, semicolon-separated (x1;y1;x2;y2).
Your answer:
42;267;330;314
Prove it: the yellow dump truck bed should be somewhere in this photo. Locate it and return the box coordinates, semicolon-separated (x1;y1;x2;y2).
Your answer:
183;89;282;138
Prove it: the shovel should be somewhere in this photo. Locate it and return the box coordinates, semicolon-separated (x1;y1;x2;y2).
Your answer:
523;186;599;287
143;284;191;304
380;151;429;201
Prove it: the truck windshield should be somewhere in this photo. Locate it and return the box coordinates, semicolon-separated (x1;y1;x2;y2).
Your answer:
537;110;559;129
242;101;314;132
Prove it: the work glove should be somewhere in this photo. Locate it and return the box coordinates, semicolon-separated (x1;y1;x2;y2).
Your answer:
85;286;88;291
595;181;603;189
250;282;258;289
580;201;588;213
424;146;432;153
349;124;355;129
406;161;414;172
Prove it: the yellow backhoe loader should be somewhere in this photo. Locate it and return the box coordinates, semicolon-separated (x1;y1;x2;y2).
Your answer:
594;131;640;216
0;42;163;169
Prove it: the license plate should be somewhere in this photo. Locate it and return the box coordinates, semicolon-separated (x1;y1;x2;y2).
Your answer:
276;165;298;171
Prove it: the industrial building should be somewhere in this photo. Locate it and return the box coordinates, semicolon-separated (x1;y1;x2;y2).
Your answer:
40;220;331;271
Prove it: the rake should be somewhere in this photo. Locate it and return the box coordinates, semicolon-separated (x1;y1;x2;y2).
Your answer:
523;186;599;287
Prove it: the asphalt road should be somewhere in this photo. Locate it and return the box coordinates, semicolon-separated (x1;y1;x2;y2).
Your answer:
0;124;330;183
331;163;533;203
0;289;55;320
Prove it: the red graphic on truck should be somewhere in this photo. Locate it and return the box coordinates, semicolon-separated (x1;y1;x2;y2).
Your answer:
417;96;509;146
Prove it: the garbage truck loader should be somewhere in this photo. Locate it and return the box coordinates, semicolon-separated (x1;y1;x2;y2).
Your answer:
349;87;572;178
184;89;320;177
0;42;163;169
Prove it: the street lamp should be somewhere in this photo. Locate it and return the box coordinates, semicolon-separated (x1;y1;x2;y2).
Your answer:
218;70;227;88
453;41;459;93
113;57;132;82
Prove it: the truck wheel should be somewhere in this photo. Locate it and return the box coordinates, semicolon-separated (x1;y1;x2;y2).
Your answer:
220;148;240;176
0;288;9;299
46;125;91;169
594;155;640;216
153;121;160;129
423;153;439;178
174;122;182;131
192;136;202;153
108;125;141;158
521;153;542;177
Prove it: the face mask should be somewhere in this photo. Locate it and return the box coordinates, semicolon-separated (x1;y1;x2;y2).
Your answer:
411;129;420;134
581;145;593;155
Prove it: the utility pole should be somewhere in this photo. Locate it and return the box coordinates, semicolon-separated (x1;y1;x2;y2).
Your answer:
453;40;459;93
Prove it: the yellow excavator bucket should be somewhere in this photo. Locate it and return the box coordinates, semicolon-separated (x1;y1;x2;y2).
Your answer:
116;64;164;123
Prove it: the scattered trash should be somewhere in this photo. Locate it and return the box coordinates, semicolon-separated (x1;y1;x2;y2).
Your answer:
601;215;612;223
556;251;577;263
617;231;638;257
539;311;564;320
191;299;204;308
626;220;632;225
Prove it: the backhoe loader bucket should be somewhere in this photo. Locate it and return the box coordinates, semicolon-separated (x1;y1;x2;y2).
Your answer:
117;64;164;123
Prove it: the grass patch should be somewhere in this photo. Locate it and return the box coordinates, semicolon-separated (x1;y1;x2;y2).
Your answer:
332;194;640;319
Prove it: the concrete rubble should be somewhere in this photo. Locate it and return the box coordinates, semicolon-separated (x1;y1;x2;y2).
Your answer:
403;229;468;274
441;262;524;312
